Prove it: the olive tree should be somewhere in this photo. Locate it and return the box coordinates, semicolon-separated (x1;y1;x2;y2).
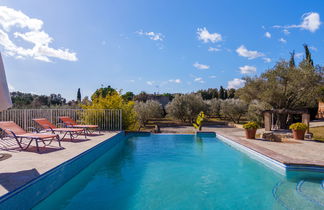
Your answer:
134;100;163;128
166;94;207;122
237;46;323;128
220;99;248;123
247;100;272;126
207;98;222;117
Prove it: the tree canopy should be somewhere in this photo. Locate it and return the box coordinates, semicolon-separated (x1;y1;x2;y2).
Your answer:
91;85;117;101
237;46;323;128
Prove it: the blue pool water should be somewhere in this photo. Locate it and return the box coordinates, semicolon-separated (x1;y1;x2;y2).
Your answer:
34;134;324;210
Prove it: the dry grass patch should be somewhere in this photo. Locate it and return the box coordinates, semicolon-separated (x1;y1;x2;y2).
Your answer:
309;126;324;142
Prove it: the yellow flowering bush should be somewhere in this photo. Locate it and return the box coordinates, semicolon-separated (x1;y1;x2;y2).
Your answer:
289;122;307;131
82;92;138;130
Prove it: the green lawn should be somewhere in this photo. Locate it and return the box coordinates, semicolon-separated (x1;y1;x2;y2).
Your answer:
309;126;324;142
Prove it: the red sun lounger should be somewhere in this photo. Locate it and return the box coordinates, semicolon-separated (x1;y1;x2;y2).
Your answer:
59;116;99;134
33;118;86;140
0;121;61;152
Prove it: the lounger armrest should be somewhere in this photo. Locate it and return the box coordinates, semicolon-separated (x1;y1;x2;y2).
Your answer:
27;127;39;133
48;127;55;134
41;124;55;133
4;129;18;138
62;122;74;128
56;123;66;128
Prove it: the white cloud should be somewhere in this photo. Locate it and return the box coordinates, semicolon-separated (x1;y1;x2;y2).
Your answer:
279;38;287;43
263;57;271;63
193;62;210;70
0;6;42;31
239;65;256;74
209;75;217;79
168;79;181;84
194;77;205;83
295;52;303;59
274;12;321;32
283;29;290;35
236;45;264;60
146;81;154;86
0;6;77;62
197;27;222;43
136;30;164;41
299;12;321;32
265;32;271;38
309;46;318;51
8;83;15;92
208;47;221;52
227;78;245;89
129;79;135;83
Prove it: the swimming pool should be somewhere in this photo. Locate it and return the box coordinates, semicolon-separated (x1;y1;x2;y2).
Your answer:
34;134;324;210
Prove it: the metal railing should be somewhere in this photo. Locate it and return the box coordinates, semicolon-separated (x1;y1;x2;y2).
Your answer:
0;109;122;131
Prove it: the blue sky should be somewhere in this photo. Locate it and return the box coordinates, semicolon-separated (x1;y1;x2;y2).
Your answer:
0;0;323;100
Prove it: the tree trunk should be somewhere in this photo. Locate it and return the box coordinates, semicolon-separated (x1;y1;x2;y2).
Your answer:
286;114;293;127
275;113;289;129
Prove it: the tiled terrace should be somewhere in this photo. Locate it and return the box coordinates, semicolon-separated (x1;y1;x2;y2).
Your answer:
0;132;119;196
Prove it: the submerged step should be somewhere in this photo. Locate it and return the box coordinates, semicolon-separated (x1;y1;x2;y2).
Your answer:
296;180;324;207
273;181;321;210
195;131;216;137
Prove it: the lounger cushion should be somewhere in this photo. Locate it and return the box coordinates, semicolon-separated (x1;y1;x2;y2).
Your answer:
33;118;57;129
15;133;57;139
0;121;27;135
67;125;98;128
50;128;84;132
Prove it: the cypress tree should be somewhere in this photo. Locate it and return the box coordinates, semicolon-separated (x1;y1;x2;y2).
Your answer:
289;50;295;68
224;89;228;99
219;86;225;99
303;44;313;66
77;88;81;102
228;88;236;98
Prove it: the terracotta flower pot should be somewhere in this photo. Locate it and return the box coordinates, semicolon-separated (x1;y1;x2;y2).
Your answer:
292;129;306;140
245;128;257;139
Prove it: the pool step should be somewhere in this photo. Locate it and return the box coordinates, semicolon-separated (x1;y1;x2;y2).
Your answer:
273;180;324;210
296;180;324;207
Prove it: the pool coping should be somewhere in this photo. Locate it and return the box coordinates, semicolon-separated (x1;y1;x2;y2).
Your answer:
0;131;125;209
214;132;324;173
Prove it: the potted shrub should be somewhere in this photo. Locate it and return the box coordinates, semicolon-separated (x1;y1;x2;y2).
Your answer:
243;121;259;139
289;122;308;140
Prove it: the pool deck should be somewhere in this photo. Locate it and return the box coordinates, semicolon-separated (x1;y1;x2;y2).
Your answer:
0;132;119;197
160;125;324;168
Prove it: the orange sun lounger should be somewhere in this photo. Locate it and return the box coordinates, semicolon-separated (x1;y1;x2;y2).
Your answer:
0;121;61;152
59;116;99;134
33;118;86;140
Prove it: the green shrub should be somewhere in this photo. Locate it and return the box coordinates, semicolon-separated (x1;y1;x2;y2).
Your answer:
220;99;248;123
246;100;271;126
289;122;308;131
243;121;259;129
206;98;221;117
166;94;208;122
82;92;138;130
134;100;163;128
